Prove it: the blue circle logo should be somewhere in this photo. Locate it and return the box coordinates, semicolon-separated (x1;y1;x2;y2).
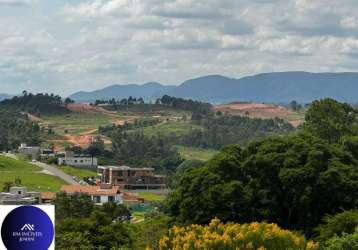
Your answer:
1;206;54;250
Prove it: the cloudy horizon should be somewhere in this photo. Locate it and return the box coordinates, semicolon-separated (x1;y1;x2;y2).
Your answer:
1;0;358;95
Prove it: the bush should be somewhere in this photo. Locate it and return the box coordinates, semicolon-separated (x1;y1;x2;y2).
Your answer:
324;227;358;250
315;210;358;242
156;218;319;250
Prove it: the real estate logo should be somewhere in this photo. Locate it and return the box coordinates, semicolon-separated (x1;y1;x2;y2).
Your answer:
0;206;54;250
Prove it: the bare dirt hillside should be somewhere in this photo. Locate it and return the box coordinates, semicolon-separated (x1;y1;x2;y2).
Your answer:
214;102;304;127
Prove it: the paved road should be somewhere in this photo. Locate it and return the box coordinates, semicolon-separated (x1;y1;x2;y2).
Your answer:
1;153;77;185
32;162;78;185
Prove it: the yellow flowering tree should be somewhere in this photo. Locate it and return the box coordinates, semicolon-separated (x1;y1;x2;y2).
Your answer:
157;218;319;250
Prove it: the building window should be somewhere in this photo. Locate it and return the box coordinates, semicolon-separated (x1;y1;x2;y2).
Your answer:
74;160;78;163
108;196;114;202
80;160;83;163
93;196;101;203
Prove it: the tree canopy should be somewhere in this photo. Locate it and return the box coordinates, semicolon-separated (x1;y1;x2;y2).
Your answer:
166;134;358;235
304;98;357;143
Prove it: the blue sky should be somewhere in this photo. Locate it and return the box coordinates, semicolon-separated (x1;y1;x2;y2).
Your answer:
1;0;358;96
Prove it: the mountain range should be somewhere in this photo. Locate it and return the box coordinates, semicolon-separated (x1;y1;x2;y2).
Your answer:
66;71;358;103
0;94;12;101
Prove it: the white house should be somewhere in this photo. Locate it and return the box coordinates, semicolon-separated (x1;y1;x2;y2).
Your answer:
58;151;97;168
60;184;123;204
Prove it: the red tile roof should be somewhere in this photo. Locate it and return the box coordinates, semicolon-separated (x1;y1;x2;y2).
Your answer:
61;185;120;196
41;192;56;200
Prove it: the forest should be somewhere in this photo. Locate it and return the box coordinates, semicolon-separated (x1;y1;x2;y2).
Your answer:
0;91;73;116
54;98;358;249
93;95;212;115
0;108;41;151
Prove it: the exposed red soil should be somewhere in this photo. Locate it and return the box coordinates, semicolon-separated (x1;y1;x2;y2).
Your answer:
289;119;304;128
64;134;111;148
215;102;294;118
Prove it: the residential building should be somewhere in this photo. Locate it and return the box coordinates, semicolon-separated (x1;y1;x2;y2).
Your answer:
40;190;143;205
18;143;40;159
98;166;166;190
60;184;123;204
40;148;55;158
0;186;41;205
58;151;97;168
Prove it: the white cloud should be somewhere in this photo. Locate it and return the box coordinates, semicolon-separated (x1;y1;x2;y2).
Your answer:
341;16;358;29
0;0;36;5
2;0;358;95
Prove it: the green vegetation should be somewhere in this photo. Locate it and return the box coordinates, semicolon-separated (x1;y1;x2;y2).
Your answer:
304;98;357;143
324;227;358;250
0;92;71;115
58;166;96;179
137;192;165;202
0;108;41;151
55;193;132;249
184;114;294;149
139;121;202;137
42;112;125;136
110;131;183;171
95;95;212;116
0;155;65;192
166;98;358;236
315;210;358;243
157;218;319;250
129;216;171;250
176;146;218;161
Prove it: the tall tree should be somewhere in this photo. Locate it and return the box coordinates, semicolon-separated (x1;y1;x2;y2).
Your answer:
304;98;357;143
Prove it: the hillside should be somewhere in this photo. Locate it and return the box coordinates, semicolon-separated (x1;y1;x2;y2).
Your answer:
0;155;65;192
69;82;174;103
69;72;358;103
0;93;71;115
214;102;304;127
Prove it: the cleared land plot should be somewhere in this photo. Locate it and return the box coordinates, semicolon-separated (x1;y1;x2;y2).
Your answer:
214;102;304;127
41;113;127;136
137;192;165;202
176;146;218;161
130;121;203;137
0;156;65;192
58;166;97;179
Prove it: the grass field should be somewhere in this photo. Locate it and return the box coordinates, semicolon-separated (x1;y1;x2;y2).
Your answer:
137;192;165;202
41;112;126;136
58;165;97;179
132;121;203;137
0;155;65;192
176;146;218;161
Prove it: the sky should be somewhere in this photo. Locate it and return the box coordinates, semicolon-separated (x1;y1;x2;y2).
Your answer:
1;0;358;96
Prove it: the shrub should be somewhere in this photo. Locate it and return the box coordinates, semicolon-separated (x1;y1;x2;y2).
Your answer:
324;227;358;250
315;210;358;242
156;218;319;250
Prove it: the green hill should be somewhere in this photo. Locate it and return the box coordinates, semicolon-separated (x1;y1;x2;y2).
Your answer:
0;155;65;192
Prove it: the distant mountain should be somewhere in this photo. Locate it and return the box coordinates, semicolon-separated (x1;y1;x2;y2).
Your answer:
0;94;12;101
69;82;174;103
69;72;358;103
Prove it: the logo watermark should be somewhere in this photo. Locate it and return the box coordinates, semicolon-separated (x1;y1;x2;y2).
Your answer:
0;205;54;250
